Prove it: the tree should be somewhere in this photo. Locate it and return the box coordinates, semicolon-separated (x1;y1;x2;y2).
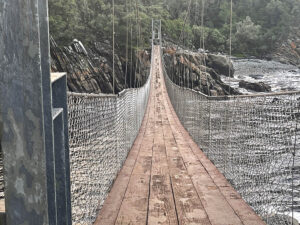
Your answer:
49;0;80;45
48;0;299;57
235;16;261;54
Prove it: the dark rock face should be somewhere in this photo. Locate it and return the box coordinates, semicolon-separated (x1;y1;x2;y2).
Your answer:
50;37;237;96
207;54;235;77
239;80;272;92
50;37;150;94
269;26;300;67
163;47;240;96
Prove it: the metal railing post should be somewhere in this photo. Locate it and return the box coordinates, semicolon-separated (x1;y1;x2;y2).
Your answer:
51;73;72;225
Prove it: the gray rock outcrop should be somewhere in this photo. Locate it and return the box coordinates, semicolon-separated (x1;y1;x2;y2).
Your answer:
163;47;240;96
239;80;271;92
50;37;150;94
207;54;235;77
269;27;300;67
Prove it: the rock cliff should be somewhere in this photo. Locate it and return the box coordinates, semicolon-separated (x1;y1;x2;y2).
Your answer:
50;37;150;94
163;46;240;96
269;27;300;67
50;37;240;96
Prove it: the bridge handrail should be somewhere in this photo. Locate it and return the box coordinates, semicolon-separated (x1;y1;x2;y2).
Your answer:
67;41;153;224
179;86;300;100
161;52;300;100
161;44;300;225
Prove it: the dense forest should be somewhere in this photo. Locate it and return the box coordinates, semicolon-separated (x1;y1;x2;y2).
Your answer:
49;0;300;57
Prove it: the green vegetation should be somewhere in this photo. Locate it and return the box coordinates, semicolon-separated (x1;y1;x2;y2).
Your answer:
49;0;300;57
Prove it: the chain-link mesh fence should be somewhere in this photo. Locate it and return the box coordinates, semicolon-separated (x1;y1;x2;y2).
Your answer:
162;53;300;225
67;69;151;224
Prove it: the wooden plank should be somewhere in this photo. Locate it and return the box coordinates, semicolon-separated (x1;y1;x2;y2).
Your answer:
162;117;211;225
148;103;178;225
131;156;152;175
168;166;212;225
148;145;178;225
187;142;266;225
124;174;151;198
115;197;149;225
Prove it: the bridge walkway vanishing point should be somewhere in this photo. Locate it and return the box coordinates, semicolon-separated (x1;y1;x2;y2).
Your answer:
94;46;266;225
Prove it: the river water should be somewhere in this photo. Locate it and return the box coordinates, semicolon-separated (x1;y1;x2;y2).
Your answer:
221;58;300;223
221;58;300;94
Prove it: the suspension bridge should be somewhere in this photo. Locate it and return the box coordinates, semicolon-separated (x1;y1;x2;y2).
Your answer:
0;1;299;225
93;45;266;225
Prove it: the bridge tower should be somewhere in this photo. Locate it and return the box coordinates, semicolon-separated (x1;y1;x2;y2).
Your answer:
152;19;162;46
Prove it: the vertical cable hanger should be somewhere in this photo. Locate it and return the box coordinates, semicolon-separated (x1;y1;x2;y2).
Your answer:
178;0;193;49
125;0;129;87
228;0;233;95
134;0;139;88
137;0;141;88
196;0;202;93
195;4;200;91
130;0;133;88
200;0;205;51
177;0;192;88
112;0;115;94
200;0;209;96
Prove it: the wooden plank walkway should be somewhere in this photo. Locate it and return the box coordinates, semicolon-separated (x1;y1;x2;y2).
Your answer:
94;46;266;225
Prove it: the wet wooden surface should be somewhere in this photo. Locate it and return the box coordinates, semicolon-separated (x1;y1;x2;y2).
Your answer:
94;46;266;225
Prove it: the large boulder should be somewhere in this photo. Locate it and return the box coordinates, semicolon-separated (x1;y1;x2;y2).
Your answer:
207;54;235;77
239;80;271;92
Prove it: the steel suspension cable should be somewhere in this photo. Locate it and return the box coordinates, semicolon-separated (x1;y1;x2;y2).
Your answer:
195;0;202;93
137;0;142;88
228;0;233;95
112;0;115;94
200;0;209;96
130;0;133;87
178;0;193;47
134;0;139;88
125;0;129;87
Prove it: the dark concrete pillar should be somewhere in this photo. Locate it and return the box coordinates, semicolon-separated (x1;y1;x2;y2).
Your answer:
0;0;50;224
0;0;71;224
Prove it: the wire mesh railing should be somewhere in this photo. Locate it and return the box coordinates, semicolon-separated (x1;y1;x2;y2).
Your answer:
162;52;300;225
67;65;151;224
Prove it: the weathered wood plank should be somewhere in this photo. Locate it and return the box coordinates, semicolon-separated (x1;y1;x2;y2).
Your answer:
148;148;178;225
